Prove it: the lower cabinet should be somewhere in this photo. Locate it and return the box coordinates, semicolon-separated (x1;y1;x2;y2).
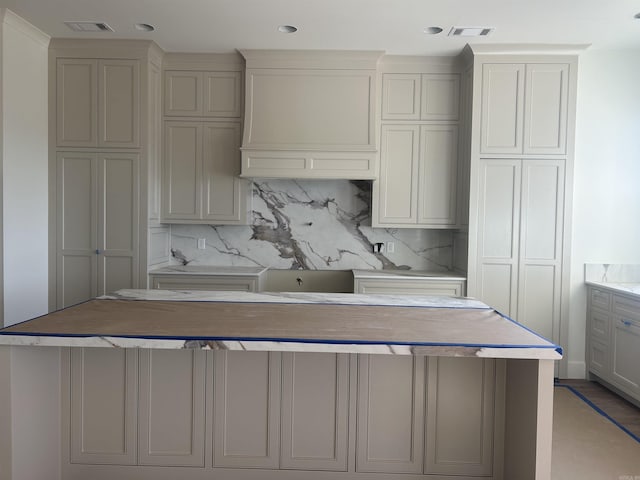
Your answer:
212;350;281;468
138;349;206;466
587;286;640;403
356;355;496;476
356;355;426;474
64;350;501;478
69;348;138;465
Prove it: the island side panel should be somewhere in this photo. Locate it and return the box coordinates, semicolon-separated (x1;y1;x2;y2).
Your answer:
503;358;554;480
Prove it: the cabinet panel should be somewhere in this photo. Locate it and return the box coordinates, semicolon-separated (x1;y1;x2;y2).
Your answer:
477;160;520;259
98;60;140;148
204;72;242;117
418;125;458;226
356;355;425;474
148;62;163;222
97;154;139;296
480;64;524;154
70;348;137;465
611;317;640;394
479;263;517;316
520;161;564;261
381;74;420;120
138;350;206;466
524;64;568;155
280;353;349;471
202;122;246;223
56;153;98;308
426;358;494;476
163;122;202;219
164;71;202;116
213;351;281;468
420;74;459;120
517;264;558;339
517;160;564;339
56;59;98;147
376;125;419;224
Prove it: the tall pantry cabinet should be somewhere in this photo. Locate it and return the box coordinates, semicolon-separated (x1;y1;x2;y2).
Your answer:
464;46;583;375
49;40;163;309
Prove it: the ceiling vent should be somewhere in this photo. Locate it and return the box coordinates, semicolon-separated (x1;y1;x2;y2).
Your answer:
448;26;494;37
64;21;114;32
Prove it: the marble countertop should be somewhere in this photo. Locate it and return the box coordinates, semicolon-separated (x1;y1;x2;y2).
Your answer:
585;281;640;297
0;289;560;360
352;269;466;280
149;265;268;276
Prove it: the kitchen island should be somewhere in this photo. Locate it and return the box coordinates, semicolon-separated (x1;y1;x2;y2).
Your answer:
0;290;560;480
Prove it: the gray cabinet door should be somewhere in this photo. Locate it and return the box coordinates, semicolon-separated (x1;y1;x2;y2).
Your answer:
280;352;349;471
138;349;206;466
70;348;138;465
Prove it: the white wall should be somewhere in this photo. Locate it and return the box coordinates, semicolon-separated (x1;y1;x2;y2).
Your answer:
567;49;640;377
1;9;49;327
0;10;59;480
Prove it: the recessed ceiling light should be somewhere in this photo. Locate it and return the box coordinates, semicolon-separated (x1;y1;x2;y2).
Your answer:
278;25;298;33
64;21;114;32
423;27;443;35
448;26;494;37
134;23;155;32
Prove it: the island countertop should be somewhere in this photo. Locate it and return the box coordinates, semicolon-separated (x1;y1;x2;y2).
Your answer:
0;289;561;359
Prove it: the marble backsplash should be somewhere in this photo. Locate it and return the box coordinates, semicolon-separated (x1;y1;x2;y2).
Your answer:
169;180;455;271
585;263;640;283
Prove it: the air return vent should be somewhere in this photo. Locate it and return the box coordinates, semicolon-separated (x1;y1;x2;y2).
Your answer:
64;21;114;32
448;26;494;37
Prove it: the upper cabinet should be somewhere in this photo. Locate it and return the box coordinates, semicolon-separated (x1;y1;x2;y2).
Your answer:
160;54;250;225
374;58;462;229
374;124;459;228
480;63;569;155
164;70;242;118
162;121;248;224
382;73;459;121
56;58;140;148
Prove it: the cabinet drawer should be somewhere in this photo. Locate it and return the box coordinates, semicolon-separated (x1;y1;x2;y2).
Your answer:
354;278;465;297
590;288;611;311
150;275;258;292
612;294;640;323
589;309;611;342
588;338;609;378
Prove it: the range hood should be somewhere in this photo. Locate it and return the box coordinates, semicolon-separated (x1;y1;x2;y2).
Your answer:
239;50;383;180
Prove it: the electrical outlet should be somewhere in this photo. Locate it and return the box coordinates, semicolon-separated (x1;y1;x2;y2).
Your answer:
373;242;384;253
197;238;206;249
386;241;395;253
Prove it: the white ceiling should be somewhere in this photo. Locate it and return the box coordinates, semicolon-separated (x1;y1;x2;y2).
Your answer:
3;0;640;56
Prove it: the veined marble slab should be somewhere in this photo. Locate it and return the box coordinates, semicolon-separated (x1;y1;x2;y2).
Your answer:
352;269;466;281
0;290;561;360
169;179;455;271
585;263;640;283
585;281;640;298
105;288;486;307
149;265;268;276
